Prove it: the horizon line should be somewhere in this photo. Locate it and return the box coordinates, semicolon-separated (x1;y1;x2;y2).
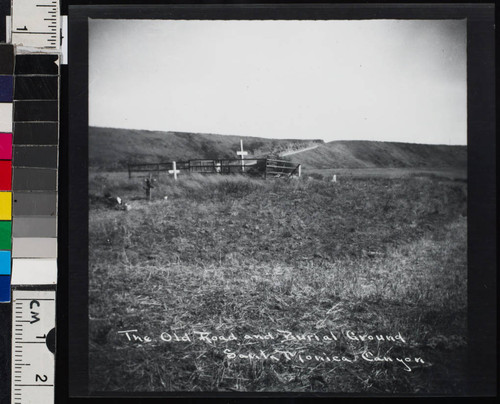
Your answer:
89;125;467;147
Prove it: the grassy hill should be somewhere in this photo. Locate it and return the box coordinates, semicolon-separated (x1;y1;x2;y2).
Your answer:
288;141;467;169
89;127;323;170
89;127;466;171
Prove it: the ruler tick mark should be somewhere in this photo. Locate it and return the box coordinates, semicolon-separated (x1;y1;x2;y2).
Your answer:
15;299;55;301
18;341;46;344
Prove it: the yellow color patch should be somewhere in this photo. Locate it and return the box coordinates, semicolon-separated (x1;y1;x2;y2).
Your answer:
0;192;12;220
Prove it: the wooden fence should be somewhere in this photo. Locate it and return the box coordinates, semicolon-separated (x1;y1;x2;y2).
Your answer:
128;158;301;179
265;158;302;178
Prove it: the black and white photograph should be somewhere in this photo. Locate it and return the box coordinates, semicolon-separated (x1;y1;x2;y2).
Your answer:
87;18;468;393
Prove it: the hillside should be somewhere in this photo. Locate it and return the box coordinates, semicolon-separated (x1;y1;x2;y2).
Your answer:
89;127;467;171
89;127;323;170
287;141;467;169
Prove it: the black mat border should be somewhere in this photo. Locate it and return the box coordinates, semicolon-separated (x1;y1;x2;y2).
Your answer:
66;3;496;401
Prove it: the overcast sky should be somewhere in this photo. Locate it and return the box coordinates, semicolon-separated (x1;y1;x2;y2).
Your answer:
89;19;466;145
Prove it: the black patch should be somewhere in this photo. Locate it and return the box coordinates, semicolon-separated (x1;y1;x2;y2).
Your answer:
12;168;57;191
14;54;59;75
13;146;58;168
13;122;59;145
0;44;14;74
14;101;58;122
14;76;58;100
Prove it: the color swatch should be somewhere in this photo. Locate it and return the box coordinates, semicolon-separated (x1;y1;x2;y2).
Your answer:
14;76;58;100
0;132;12;159
14;122;58;145
13;192;57;216
0;160;12;190
12;238;57;258
0;251;11;275
0;76;13;102
0;44;14;302
0;220;12;249
0;192;12;219
14;54;58;75
0;275;10;301
11;258;57;285
13;168;57;190
0;103;13;132
0;45;14;74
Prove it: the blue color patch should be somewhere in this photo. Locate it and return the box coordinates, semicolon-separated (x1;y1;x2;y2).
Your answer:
0;275;10;302
0;250;11;275
0;76;13;102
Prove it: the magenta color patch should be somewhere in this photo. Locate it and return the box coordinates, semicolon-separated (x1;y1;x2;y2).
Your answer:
0;133;12;160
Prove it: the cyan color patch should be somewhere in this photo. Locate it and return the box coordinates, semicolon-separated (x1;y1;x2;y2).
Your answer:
0;250;11;275
0;275;10;301
0;76;13;102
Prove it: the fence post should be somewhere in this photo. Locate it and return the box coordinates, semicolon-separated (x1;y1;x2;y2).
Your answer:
298;164;301;177
145;173;153;201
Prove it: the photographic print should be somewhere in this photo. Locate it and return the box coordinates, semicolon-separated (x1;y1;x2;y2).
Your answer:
87;18;467;393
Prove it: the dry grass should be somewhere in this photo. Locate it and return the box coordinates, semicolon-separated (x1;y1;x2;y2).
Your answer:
88;172;467;393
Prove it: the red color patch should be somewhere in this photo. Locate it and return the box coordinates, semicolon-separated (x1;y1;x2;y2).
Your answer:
0;161;12;190
0;133;12;160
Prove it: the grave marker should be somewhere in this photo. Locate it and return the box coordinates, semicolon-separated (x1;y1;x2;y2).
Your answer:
169;161;180;180
236;140;248;173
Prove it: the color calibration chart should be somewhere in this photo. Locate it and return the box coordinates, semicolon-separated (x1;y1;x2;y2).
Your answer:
0;46;59;296
0;0;60;402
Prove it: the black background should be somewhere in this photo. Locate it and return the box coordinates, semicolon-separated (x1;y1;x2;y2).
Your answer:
0;2;496;403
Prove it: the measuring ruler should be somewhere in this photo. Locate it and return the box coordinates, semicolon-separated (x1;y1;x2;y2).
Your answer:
11;290;56;404
11;0;60;49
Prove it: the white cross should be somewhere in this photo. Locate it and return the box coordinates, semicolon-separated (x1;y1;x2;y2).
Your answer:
236;140;248;172
168;161;180;180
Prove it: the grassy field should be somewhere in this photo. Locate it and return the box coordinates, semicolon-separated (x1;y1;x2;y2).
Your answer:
88;170;467;393
304;167;466;181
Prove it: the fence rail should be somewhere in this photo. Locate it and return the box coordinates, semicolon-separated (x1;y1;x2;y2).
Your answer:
128;158;301;179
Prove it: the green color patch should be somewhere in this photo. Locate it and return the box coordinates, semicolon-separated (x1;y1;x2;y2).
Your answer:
0;221;12;250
